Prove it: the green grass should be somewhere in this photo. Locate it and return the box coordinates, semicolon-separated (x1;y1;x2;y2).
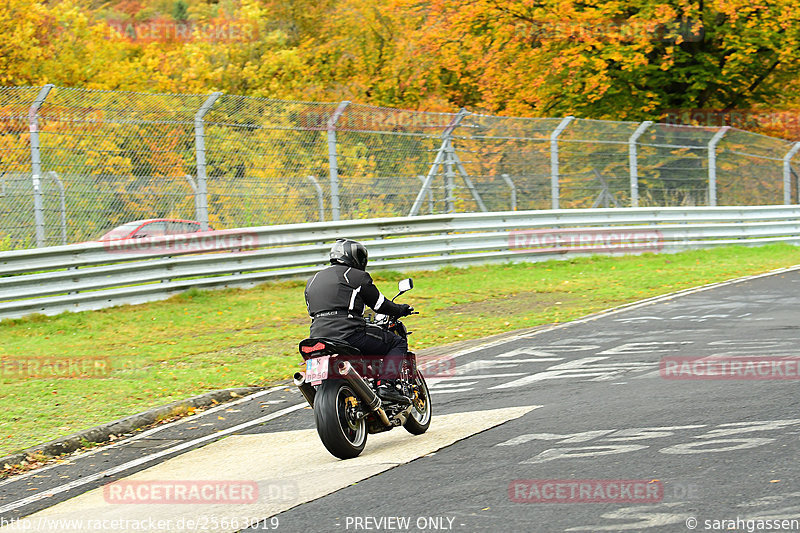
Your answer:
1;244;799;458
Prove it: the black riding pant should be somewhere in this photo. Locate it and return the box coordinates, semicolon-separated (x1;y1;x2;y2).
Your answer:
345;326;408;358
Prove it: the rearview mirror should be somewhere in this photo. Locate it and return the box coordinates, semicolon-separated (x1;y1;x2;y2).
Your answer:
398;278;413;294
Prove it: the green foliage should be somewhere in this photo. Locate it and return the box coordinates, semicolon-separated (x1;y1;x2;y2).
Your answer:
172;0;189;22
0;234;12;252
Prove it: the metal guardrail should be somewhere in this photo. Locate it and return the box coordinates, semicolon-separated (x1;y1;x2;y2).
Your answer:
3;85;800;250
1;206;799;320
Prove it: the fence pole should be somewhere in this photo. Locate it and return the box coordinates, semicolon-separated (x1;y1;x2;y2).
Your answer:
444;109;468;213
783;142;800;205
707;126;730;207
28;84;54;247
501;174;517;211
550;116;575;210
47;171;66;245
327;101;350;221
307;176;325;222
417;175;434;214
184;175;202;227
451;151;488;212
410;111;467;216
444;143;456;213
409;149;447;216
194;92;222;230
628;121;653;207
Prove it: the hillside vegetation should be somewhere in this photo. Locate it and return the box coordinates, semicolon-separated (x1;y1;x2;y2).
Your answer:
1;0;798;138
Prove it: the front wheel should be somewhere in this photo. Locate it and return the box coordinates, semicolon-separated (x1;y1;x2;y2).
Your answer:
314;380;367;459
404;371;431;435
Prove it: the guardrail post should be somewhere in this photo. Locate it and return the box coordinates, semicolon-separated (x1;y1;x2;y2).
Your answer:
28;84;54;247
307;176;325;222
550;116;575;210
194;92;222;230
501;174;517;211
327;101;350;221
783;142;800;205
707;126;730;207
628;121;652;207
47;171;66;245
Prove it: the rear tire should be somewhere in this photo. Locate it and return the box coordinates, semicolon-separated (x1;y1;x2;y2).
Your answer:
404;371;431;435
314;380;367;459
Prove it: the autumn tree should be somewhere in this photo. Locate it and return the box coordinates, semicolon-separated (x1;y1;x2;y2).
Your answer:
2;0;799;133
0;0;137;88
409;0;800;120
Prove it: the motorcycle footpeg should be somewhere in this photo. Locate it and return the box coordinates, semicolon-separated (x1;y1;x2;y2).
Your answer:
376;385;411;405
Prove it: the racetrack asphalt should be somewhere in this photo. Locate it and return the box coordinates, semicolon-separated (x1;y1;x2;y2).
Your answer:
2;266;800;532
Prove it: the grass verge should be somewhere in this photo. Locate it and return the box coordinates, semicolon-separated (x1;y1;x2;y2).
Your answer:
1;243;799;458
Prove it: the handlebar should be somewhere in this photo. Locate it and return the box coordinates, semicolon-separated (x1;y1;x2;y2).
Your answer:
371;310;419;322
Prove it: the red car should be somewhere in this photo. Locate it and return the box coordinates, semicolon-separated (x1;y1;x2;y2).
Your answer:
97;219;208;241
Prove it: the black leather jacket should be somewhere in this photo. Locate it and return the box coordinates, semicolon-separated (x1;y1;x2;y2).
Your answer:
305;264;405;340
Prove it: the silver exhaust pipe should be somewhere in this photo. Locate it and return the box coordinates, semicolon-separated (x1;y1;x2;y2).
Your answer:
293;372;316;408
337;361;391;426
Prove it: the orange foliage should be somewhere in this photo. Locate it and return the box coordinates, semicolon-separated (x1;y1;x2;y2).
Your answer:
0;0;798;139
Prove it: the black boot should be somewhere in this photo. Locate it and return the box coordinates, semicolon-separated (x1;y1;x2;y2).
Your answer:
376;380;410;404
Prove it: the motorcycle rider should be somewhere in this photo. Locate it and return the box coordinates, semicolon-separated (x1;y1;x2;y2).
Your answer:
305;238;414;403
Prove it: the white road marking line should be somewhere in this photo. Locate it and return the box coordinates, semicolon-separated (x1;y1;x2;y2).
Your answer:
455;358;563;373
5;264;796;516
0;386;288;489
0;403;307;515
418;265;800;367
429;381;478;389
426;372;527;384
0;406;541;533
495;348;568;358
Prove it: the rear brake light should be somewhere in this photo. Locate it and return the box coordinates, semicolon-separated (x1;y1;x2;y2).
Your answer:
301;342;326;353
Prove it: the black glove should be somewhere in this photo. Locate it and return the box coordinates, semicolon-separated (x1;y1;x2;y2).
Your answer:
399;304;414;316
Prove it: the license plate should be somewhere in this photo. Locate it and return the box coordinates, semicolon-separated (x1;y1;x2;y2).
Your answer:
306;356;330;382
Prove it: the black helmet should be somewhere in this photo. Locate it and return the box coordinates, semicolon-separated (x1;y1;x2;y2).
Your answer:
329;238;368;270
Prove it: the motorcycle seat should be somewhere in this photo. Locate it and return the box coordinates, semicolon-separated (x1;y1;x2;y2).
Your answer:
299;337;362;358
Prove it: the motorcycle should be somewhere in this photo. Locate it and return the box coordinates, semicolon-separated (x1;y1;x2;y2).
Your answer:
294;278;432;459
